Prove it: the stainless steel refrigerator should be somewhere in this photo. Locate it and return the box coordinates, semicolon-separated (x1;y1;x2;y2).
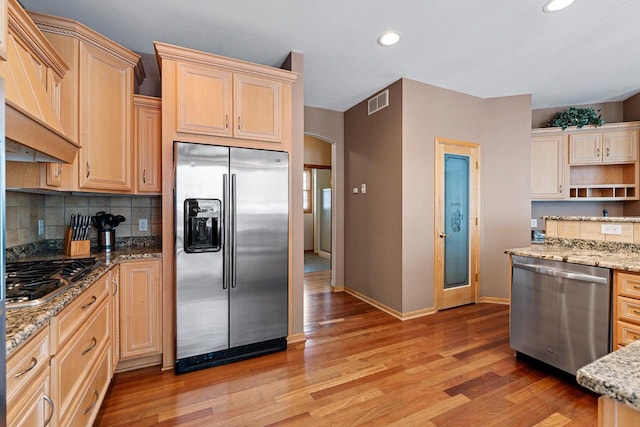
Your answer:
174;141;289;374
0;77;7;426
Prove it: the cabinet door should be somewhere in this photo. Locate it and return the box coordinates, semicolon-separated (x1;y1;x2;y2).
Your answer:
176;62;232;137
234;73;282;142
134;95;162;193
78;42;133;191
532;135;567;199
569;132;602;164
120;259;162;359
7;369;52;427
604;130;638;163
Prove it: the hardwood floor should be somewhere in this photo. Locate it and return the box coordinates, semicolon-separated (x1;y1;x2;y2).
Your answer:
95;270;598;426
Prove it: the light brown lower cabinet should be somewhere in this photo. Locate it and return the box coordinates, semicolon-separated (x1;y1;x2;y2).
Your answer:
50;269;111;426
613;271;640;349
7;327;53;426
118;259;162;370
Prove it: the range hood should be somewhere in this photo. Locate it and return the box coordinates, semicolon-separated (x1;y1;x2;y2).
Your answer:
0;0;79;163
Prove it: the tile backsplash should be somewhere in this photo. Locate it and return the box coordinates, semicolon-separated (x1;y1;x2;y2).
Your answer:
6;191;162;248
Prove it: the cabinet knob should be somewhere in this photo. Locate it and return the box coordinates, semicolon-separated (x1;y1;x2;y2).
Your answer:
559;184;563;194
596;148;600;158
606;147;610;157
225;114;229;129
238;116;241;130
86;162;91;178
143;169;146;184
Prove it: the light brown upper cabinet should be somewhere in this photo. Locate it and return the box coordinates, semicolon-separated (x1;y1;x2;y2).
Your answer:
533;122;640;201
176;63;286;144
531;134;567;200
157;41;296;151
28;11;144;193
134;95;162;194
0;0;7;60
569;130;638;165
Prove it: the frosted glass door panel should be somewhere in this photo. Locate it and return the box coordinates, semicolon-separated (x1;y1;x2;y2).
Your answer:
320;188;331;253
444;154;470;289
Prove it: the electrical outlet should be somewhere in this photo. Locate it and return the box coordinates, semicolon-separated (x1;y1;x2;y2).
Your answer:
531;219;537;228
138;218;148;232
601;224;622;235
38;219;44;236
352;187;359;194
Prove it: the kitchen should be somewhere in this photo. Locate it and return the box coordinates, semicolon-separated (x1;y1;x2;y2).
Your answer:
3;0;640;425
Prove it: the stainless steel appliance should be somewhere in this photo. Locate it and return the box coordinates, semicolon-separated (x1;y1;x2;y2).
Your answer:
175;142;289;374
510;256;611;375
0;75;7;427
5;257;98;308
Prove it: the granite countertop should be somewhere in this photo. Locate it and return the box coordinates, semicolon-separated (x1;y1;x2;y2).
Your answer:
543;216;640;223
577;341;640;411
5;244;162;357
505;243;640;273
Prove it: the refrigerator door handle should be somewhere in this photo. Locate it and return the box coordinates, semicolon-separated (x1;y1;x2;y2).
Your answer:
222;174;229;290
231;173;238;289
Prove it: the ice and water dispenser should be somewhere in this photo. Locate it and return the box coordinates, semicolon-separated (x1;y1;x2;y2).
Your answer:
184;198;221;253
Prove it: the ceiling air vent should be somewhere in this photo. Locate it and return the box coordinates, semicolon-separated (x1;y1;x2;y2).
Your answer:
368;89;389;115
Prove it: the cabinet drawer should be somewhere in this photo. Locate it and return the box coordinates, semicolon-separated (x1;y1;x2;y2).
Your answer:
63;343;110;427
616;272;640;298
7;326;49;401
52;298;109;419
616;320;640;346
618;296;640;325
51;273;109;351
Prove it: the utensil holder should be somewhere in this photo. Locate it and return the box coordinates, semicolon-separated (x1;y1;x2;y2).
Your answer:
63;226;91;256
98;230;116;252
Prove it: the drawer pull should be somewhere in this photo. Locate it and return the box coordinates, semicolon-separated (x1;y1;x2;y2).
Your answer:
83;390;99;415
633;285;640;290
44;394;54;426
14;357;37;378
633;335;640;341
634;310;640;316
81;295;97;310
82;337;97;356
112;277;118;296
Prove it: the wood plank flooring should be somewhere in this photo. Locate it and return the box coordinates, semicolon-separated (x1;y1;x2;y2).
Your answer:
95;270;598;426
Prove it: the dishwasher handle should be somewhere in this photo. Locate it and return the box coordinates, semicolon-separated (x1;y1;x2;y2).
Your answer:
512;260;609;285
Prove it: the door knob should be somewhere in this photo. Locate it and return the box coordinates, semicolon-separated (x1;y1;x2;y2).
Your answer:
439;232;449;238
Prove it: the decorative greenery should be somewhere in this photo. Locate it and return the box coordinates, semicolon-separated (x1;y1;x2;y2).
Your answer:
547;107;605;130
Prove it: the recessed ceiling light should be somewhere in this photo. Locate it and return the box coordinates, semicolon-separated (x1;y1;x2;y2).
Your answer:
543;0;575;12
377;31;401;46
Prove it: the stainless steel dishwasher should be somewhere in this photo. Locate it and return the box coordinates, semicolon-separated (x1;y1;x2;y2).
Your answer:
510;255;612;375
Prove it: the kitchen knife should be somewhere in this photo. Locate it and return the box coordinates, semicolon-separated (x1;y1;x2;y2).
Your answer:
70;214;77;240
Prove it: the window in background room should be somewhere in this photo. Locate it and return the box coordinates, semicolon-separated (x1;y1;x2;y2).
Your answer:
303;169;312;213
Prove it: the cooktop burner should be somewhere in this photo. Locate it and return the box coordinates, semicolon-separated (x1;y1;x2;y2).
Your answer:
5;257;100;308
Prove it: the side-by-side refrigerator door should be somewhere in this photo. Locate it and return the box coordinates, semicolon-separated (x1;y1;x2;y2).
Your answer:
175;142;229;360
229;147;289;348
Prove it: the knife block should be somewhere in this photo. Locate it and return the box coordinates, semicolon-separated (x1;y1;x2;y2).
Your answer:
63;226;91;256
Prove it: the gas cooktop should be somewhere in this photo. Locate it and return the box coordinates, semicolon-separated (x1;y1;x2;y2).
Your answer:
5;257;100;308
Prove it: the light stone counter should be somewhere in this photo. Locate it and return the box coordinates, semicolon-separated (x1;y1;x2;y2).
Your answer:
505;242;640;272
6;245;162;357
543;216;640;223
577;341;640;411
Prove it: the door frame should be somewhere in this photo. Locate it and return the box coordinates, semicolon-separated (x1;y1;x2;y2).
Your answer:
434;137;480;310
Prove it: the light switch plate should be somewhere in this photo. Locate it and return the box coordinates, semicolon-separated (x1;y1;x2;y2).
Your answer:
601;224;622;235
531;219;537;228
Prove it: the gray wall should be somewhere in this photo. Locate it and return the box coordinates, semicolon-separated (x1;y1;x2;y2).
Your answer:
344;80;403;311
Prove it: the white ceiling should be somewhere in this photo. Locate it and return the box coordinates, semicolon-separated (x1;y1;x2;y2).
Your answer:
20;0;640;112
